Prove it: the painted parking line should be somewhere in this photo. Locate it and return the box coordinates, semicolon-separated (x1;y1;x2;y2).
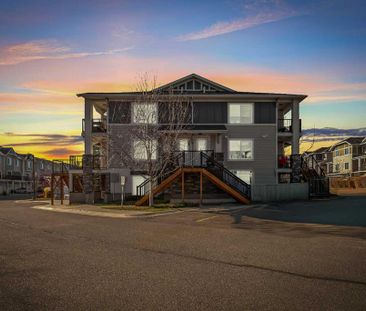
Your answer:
196;215;219;223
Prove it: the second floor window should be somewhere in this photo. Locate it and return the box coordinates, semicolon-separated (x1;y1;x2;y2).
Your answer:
228;103;253;124
133;103;157;124
7;158;12;165
133;140;157;160
27;160;31;169
228;139;253;160
15;159;19;167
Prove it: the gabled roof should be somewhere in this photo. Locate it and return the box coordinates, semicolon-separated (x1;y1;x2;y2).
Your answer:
329;137;365;150
154;73;236;93
77;73;307;99
0;146;13;155
361;137;366;145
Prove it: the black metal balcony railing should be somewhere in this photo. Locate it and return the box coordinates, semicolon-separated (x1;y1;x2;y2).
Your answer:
69;155;104;169
278;119;302;133
82;119;107;133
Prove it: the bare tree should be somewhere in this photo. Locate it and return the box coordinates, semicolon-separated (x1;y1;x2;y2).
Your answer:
108;74;191;206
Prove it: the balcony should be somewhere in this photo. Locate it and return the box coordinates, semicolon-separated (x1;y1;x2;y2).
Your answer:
69;155;106;170
278;119;302;133
278;155;292;169
82;119;107;135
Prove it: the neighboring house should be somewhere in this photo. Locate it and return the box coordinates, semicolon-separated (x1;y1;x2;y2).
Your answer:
353;137;366;175
0;147;53;195
69;73;309;203
303;146;333;175
328;137;365;176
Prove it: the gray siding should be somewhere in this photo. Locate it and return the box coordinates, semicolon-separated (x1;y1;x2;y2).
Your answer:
223;125;277;185
108;101;131;124
254;102;276;124
193;102;227;123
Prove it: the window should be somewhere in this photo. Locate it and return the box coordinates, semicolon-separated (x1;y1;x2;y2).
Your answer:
133;103;157;124
133;140;157;160
345;162;349;170
40;162;44;169
231;170;252;184
228;139;253;160
27;160;32;169
15;159;19;167
229;103;253;124
196;138;208;151
178;138;189;151
335;150;340;156
7;158;12;165
345;147;349;155
335;164;340;172
132;175;149;195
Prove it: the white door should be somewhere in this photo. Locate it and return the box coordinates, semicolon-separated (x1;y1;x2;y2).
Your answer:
195;137;208;151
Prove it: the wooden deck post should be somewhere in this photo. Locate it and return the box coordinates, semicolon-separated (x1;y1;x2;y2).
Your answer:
51;174;54;206
181;170;185;202
200;170;203;206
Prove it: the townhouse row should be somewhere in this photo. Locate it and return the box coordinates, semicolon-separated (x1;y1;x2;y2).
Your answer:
0;146;54;195
303;137;366;177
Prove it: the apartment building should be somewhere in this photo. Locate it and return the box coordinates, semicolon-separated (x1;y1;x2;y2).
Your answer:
69;73;312;204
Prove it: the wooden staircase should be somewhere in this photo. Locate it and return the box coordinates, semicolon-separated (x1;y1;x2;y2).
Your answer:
135;153;251;206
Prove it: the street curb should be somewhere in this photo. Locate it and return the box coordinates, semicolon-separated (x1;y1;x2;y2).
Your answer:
31;205;185;219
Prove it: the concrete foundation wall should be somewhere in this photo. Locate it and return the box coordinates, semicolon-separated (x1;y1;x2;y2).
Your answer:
252;183;308;202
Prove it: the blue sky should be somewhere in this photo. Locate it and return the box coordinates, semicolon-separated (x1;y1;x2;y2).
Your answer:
0;0;365;157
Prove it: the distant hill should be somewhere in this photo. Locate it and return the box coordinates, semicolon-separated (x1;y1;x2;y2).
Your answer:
301;127;366;142
299;127;366;153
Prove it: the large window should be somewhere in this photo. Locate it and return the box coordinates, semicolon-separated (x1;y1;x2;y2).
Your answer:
228;139;253;160
228;103;253;124
133;140;157;160
133;103;157;124
178;138;189;151
231;170;252;184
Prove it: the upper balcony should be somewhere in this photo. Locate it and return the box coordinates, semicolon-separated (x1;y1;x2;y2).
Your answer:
82;119;107;136
278;119;302;134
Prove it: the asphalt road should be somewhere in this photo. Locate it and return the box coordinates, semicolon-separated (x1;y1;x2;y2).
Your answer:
1;200;366;310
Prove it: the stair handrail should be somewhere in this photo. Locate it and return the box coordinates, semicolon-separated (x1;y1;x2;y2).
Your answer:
136;152;184;197
201;152;251;198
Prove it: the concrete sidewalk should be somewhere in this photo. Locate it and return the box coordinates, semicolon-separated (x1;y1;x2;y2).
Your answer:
31;203;186;218
29;201;251;219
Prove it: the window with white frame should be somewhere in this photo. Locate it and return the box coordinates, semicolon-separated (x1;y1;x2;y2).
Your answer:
228;139;253;160
228;103;253;124
133;103;157;124
231;170;252;184
178;138;189;151
133;140;157;160
345;147;349;155
344;162;349;170
16;159;19;167
7;158;12;165
27;160;31;169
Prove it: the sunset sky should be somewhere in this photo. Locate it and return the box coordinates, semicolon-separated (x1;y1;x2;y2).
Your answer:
0;0;365;159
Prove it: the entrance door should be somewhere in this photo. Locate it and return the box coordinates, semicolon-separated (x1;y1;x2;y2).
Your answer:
195;137;208;151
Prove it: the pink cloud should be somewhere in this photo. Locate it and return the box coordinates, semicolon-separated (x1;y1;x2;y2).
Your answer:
0;39;133;65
